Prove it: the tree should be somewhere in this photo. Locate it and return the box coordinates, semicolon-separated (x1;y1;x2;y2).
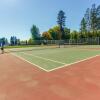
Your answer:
10;36;13;45
52;26;61;40
42;32;52;40
48;28;57;40
31;25;40;40
48;26;70;40
80;17;87;33
96;5;100;30
70;31;79;39
17;39;20;45
10;36;18;45
84;8;91;31
90;4;98;32
97;30;100;37
57;10;66;39
0;38;8;46
28;38;33;45
80;4;100;38
64;27;70;39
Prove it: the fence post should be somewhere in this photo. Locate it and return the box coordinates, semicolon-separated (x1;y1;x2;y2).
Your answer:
99;37;100;45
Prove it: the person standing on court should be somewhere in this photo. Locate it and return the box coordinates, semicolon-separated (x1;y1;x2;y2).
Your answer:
1;43;4;54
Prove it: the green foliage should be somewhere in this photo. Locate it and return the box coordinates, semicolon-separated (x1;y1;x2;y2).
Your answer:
90;4;98;32
41;26;70;40
0;38;8;45
31;25;40;40
42;32;52;40
10;36;20;45
28;38;33;45
80;17;87;33
41;5;100;41
70;31;79;39
64;27;70;39
57;10;66;39
97;5;100;30
52;26;61;40
97;30;100;37
48;28;57;40
84;8;91;31
83;4;100;32
79;4;100;39
57;10;66;28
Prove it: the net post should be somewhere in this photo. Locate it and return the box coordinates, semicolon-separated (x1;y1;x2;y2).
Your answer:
98;37;100;45
58;40;60;48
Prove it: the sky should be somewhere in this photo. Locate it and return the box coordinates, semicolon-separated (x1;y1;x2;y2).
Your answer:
0;0;100;40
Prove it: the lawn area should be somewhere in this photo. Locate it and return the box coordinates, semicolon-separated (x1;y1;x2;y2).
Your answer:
11;45;100;71
5;45;39;49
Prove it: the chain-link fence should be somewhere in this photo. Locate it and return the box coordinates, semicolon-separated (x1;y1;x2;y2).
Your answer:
27;37;100;46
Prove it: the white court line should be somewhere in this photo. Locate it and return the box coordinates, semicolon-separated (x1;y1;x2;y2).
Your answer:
11;53;100;72
48;55;100;72
11;53;49;72
21;52;66;65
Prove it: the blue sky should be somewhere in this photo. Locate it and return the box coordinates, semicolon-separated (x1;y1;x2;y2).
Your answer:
0;0;100;40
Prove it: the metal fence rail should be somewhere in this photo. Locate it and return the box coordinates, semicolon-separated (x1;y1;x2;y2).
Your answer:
27;37;100;46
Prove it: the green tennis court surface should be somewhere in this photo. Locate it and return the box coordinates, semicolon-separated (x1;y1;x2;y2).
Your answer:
6;45;100;71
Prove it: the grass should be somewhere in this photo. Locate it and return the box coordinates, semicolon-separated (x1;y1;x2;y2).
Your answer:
10;45;100;71
5;45;38;49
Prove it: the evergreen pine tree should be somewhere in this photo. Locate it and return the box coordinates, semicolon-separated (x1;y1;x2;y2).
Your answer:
57;10;66;39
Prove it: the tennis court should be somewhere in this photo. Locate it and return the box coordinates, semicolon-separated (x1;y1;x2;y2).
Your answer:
5;45;100;71
0;45;100;100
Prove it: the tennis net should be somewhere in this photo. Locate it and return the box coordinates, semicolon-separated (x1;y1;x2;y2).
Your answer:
4;45;59;53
